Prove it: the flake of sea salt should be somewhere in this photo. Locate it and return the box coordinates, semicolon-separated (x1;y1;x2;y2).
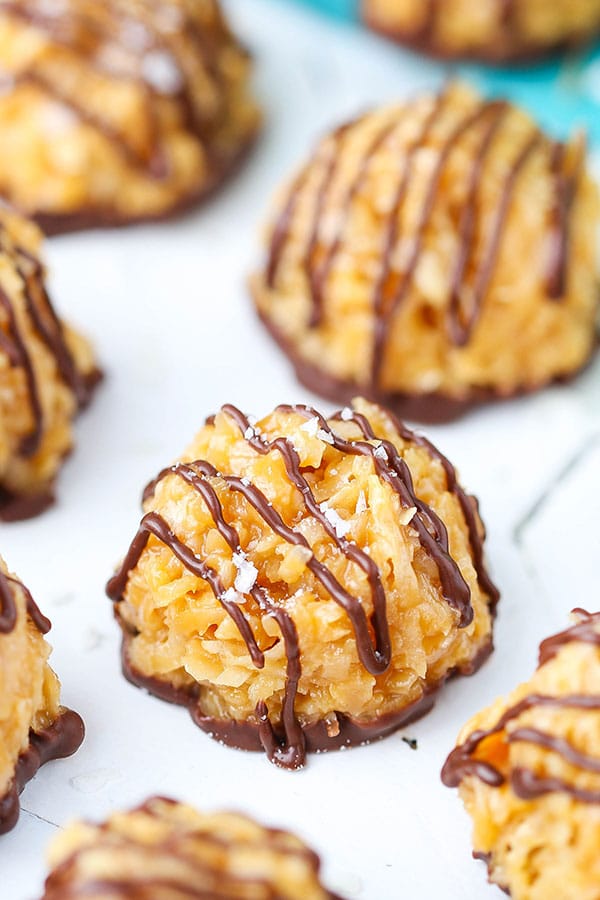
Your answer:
340;407;353;421
373;443;388;461
120;19;152;52
141;50;183;95
319;502;350;538
317;428;334;445
233;552;258;594
300;417;319;437
222;587;244;605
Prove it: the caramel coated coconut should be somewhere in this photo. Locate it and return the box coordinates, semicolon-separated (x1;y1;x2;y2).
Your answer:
0;558;84;835
443;610;600;900
108;398;498;769
252;84;599;423
41;796;340;900
0;0;262;232
0;207;99;520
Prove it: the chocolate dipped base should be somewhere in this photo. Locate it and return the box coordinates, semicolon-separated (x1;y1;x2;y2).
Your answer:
119;628;492;767
34;137;259;237
257;307;599;426
361;8;597;65
0;708;85;835
0;366;103;523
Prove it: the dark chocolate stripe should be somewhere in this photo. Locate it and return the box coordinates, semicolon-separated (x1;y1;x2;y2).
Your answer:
306;116;404;323
370;91;447;383
266;123;352;290
0;280;43;457
380;408;499;608
284;403;475;626
464;131;542;333
0;224;90;457
545;139;583;299
16;248;88;406
442;611;600;802
107;510;265;670
0;567;51;635
538;609;600;666
446;102;508;345
509;727;600;773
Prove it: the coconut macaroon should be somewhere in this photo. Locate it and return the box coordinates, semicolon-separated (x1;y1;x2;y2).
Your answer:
362;0;600;62
107;398;498;770
0;207;99;520
0;0;261;233
442;610;600;900
41;796;339;900
251;83;599;423
0;559;84;835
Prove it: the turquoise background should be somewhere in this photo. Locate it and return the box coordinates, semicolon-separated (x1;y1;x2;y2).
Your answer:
289;0;600;144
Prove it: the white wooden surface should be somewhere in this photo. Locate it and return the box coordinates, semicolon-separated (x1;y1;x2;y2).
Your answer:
2;2;599;897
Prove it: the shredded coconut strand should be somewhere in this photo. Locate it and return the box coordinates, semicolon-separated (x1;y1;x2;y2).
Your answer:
355;491;367;514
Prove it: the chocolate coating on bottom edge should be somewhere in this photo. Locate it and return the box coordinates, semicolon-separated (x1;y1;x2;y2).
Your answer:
473;852;511;896
0;366;103;523
0;708;85;835
0;487;55;523
361;8;597;65
120;632;492;764
256;307;598;425
33;136;259;237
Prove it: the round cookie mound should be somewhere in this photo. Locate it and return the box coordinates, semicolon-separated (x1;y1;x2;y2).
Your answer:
442;609;600;900
0;558;84;835
0;207;99;520
251;84;599;423
108;398;498;770
362;0;600;62
42;796;340;900
0;0;261;233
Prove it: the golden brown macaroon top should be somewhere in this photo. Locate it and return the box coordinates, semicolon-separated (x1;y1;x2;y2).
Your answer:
252;83;599;421
0;0;261;230
42;796;340;900
363;0;600;62
108;398;498;769
0;205;99;519
442;610;600;899
0;557;84;835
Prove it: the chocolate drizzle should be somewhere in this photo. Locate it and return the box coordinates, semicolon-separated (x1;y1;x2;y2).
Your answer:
41;796;343;900
264;87;579;389
0;709;85;835
0;223;94;455
108;402;497;769
442;610;600;803
0;566;51;635
0;0;233;183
